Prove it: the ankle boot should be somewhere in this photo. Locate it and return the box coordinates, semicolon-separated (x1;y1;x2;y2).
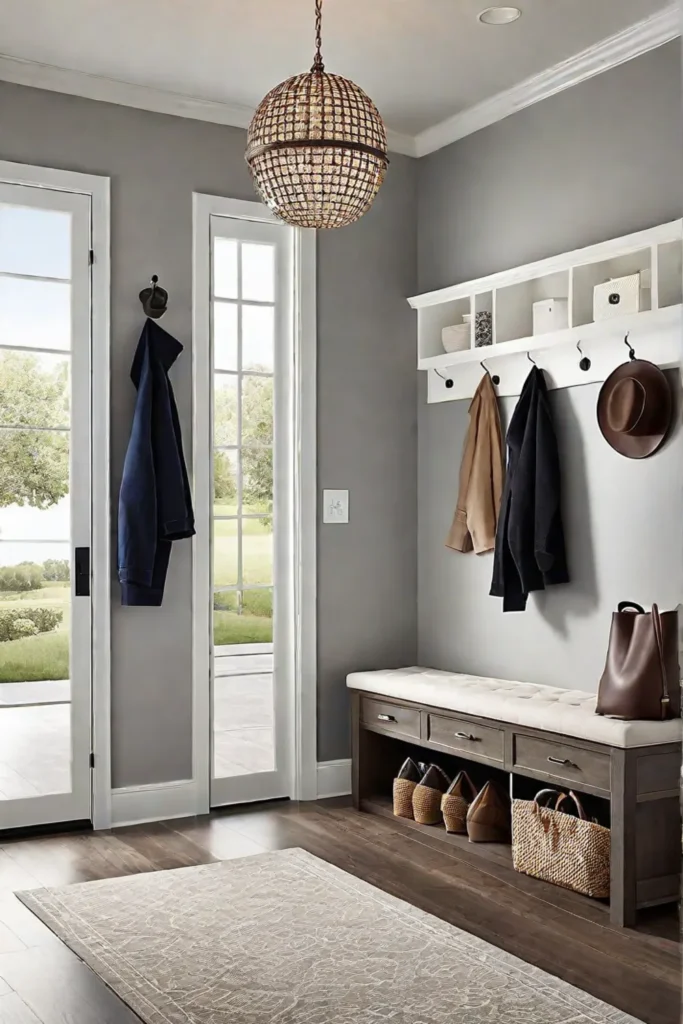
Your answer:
466;779;511;843
441;771;478;834
412;764;451;826
392;757;422;819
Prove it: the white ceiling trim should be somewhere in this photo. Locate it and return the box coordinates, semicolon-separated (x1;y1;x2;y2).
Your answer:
0;51;417;157
413;3;681;158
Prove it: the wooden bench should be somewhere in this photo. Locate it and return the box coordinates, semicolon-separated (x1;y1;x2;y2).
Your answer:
348;668;682;927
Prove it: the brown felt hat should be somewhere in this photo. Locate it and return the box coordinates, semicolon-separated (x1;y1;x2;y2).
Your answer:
597;359;671;459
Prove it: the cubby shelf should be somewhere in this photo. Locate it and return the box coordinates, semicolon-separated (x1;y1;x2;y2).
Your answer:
408;220;682;403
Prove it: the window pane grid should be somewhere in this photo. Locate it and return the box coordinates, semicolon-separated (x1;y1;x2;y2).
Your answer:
0;537;70;543
236;245;244;594
213;296;275;310
0;424;70;433
0;342;72;358
215;444;271;453
212;233;274;648
0;270;72;287
214;584;272;593
214;514;270;521
215;368;273;379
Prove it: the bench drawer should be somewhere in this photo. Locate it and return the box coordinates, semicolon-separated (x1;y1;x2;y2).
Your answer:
428;713;504;763
513;733;610;793
360;698;420;740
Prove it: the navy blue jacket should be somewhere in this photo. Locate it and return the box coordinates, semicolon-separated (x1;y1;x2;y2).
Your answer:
490;367;569;612
118;320;195;606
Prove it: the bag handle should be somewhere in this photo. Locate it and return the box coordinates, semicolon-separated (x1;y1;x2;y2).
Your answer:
554;791;587;819
651;603;671;719
534;788;565;808
617;601;645;614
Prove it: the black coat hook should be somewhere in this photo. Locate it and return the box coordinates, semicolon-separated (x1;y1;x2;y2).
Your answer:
480;360;500;386
434;369;453;389
577;340;591;372
527;351;537;366
139;274;169;320
624;332;636;360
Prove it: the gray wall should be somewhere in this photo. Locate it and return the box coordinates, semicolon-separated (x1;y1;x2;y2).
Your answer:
418;42;683;291
417;43;683;691
0;80;417;782
318;164;418;760
419;379;682;689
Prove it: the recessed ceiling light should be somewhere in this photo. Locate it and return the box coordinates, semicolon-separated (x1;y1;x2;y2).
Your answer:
478;6;522;25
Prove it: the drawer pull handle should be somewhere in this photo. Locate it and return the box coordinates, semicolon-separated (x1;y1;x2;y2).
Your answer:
455;731;480;742
377;713;396;723
547;755;579;769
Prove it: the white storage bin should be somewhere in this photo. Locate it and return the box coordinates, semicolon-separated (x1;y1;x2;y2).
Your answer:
532;298;568;336
593;273;641;321
442;323;471;354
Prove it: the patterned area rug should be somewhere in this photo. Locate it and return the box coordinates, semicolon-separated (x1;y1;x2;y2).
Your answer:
19;847;642;1024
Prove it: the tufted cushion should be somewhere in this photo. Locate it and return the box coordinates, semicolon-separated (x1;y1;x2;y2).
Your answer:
347;667;682;748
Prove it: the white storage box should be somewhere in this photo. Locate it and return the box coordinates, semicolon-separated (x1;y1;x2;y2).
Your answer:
442;323;471;354
593;273;642;321
532;298;568;336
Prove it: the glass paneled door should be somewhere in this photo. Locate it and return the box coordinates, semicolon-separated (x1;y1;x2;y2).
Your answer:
210;212;293;807
0;182;92;831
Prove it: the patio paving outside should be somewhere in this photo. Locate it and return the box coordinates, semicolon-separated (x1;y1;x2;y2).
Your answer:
0;702;71;800
213;651;274;778
0;651;274;801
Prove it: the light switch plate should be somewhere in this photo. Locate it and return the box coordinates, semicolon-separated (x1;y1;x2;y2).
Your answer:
323;489;349;524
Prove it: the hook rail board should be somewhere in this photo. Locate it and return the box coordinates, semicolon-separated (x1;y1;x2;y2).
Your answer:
427;308;680;403
408;219;682;404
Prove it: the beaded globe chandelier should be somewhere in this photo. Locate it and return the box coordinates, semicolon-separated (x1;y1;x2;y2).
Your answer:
246;0;389;229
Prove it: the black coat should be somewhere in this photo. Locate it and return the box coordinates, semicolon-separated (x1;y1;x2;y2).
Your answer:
118;320;195;606
490;367;569;612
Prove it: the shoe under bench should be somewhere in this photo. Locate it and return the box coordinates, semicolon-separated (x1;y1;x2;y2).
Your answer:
350;687;681;928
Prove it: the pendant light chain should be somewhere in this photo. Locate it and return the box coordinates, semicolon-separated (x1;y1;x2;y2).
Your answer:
312;0;325;72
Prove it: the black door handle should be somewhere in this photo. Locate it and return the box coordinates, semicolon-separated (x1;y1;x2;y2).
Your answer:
74;547;90;597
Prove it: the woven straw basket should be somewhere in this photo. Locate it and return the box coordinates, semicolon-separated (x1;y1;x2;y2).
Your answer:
512;790;610;899
393;778;417;819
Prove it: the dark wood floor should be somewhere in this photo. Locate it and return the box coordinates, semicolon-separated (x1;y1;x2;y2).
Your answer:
0;798;679;1024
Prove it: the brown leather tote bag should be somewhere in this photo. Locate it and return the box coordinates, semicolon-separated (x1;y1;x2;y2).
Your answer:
597;602;680;720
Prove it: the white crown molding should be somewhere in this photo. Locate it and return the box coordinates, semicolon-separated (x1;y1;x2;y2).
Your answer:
0;51;416;157
0;52;256;127
0;5;677;161
413;4;681;157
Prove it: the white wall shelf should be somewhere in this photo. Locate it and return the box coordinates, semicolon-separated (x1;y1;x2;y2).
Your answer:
408;220;682;403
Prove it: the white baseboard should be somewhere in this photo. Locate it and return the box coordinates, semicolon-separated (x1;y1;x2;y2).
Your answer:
110;765;349;826
316;759;352;800
110;779;198;828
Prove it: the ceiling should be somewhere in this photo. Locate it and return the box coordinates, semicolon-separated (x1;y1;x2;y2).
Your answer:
0;0;671;138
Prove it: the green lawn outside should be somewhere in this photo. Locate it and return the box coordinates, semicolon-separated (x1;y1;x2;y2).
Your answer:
0;540;273;680
0;581;70;682
0;629;69;682
214;610;272;645
213;512;273;645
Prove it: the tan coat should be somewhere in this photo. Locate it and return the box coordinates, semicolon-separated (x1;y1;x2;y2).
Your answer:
446;374;504;555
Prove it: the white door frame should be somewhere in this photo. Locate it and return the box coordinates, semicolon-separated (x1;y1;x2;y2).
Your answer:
0;160;111;830
192;193;317;810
